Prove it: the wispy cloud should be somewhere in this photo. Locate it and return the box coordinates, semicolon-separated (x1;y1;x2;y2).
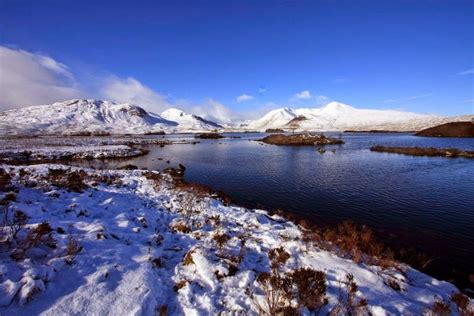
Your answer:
291;90;312;101
384;93;431;104
258;87;267;94
236;94;254;103
457;69;474;75
0;46;82;110
405;93;432;100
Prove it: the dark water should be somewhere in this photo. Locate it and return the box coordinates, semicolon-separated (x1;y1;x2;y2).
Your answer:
74;133;474;291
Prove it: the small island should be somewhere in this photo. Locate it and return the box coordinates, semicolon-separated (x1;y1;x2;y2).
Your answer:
261;133;344;146
370;145;474;159
415;121;474;138
265;128;285;133
194;132;224;139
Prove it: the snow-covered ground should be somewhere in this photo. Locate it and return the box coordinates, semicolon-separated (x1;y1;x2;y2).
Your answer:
0;145;146;163
1;164;471;315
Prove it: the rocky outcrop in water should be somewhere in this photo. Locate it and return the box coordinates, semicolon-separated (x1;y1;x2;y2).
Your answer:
261;133;344;146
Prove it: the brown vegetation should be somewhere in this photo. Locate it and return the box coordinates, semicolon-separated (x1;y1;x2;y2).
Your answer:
370;145;474;159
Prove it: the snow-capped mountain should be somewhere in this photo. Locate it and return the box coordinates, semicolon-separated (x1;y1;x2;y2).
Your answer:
247;101;473;132
161;108;222;131
0;99;222;135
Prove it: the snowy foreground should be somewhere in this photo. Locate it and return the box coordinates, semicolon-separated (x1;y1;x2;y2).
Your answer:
0;164;472;315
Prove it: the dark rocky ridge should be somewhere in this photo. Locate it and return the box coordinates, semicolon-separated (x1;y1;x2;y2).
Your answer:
370;145;474;159
415;121;474;137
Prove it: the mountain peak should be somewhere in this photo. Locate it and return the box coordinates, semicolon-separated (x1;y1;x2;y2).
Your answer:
161;108;186;117
320;101;355;111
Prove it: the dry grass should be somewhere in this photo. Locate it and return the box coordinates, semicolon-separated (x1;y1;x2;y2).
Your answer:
330;273;369;315
47;169;88;192
64;235;81;265
170;221;191;234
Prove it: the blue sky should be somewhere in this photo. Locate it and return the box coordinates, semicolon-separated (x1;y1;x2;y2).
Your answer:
0;0;473;117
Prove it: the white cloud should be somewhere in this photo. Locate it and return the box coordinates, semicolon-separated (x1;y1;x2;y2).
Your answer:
457;69;474;75
0;45;279;123
405;93;431;100
258;87;267;94
101;76;171;113
292;90;312;101
0;46;83;110
236;94;254;103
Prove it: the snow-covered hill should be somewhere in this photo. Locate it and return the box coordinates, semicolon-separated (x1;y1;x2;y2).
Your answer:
0;99;222;135
247;101;473;132
161;108;222;131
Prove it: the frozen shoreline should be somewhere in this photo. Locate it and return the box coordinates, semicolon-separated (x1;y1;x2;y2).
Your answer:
0;164;472;314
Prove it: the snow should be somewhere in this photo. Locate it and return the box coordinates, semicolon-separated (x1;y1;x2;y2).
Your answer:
247;101;474;132
0;145;146;162
161;108;223;132
0;99;221;135
1;99;472;135
1;164;471;315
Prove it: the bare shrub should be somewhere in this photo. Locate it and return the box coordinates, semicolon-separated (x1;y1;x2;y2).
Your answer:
170;221;191;234
451;292;472;315
0;168;12;191
213;232;230;249
268;247;290;268
424;297;452;316
11;221;56;260
254;271;294;315
9;210;28;241
330;273;369;315
291;268;328;313
64;235;81;265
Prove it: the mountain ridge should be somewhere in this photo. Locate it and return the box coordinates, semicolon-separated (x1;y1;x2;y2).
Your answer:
0;99;222;135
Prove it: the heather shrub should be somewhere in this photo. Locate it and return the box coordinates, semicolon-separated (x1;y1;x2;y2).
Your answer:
291;268;328;313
